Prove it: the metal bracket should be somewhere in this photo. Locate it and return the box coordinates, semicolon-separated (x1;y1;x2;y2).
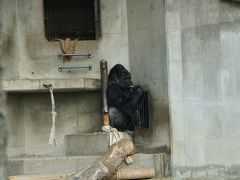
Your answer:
58;64;92;72
58;52;92;60
43;84;52;88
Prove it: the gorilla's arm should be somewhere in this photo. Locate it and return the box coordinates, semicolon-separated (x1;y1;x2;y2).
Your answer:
107;84;144;116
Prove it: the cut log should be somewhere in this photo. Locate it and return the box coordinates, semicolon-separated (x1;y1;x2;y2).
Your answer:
115;168;155;179
70;139;135;180
8;174;68;180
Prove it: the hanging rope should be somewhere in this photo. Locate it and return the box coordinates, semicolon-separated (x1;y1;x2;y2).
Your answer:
49;85;57;146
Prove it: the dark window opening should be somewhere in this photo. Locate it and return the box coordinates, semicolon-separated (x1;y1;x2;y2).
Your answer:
43;0;101;41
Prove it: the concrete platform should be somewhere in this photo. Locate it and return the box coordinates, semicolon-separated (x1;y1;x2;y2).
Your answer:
65;132;132;156
7;153;168;177
7;156;99;176
2;78;100;92
9;175;172;180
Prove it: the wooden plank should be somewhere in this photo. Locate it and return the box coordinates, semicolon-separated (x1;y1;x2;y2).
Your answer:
8;174;68;180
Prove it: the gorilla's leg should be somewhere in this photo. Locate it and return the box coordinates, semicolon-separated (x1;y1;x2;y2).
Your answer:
109;107;128;131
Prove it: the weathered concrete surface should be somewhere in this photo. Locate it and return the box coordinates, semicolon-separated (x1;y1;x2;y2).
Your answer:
1;0;171;165
2;78;100;92
0;0;8;178
7;156;99;176
7;153;168;177
172;165;240;180
0;0;130;88
127;0;170;150
65;132;131;156
7;92;102;157
0;0;133;170
0;56;7;180
166;0;240;178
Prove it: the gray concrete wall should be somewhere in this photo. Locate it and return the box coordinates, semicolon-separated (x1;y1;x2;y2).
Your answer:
0;0;129;82
166;0;240;179
0;0;8;177
0;0;129;158
7;92;101;157
0;38;7;180
127;0;170;149
0;78;7;180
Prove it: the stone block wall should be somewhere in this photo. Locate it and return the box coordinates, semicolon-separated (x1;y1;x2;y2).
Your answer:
166;0;240;178
7;91;101;157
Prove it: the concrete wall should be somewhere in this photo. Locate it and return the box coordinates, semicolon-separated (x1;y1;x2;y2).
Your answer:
127;0;170;149
0;0;129;158
7;92;101;157
0;0;8;177
0;0;129;81
166;0;240;179
0;38;7;180
0;79;7;179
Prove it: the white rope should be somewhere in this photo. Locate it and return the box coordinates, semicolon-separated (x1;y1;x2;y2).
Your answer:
102;125;133;164
102;126;124;146
109;129;124;146
49;85;57;146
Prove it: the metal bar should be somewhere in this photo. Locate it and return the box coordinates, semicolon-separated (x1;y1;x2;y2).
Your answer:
58;52;92;60
100;60;110;126
100;60;108;113
58;64;92;72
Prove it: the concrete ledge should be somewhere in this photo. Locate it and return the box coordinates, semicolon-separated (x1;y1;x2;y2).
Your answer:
7;153;167;177
173;165;240;179
7;156;99;176
2;78;100;92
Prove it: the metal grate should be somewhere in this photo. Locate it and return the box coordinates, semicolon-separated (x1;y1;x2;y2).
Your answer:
139;92;149;129
43;0;101;41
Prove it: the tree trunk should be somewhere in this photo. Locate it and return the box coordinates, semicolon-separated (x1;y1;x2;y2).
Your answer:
70;139;135;180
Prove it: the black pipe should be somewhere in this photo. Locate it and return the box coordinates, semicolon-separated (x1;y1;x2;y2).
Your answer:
100;60;109;114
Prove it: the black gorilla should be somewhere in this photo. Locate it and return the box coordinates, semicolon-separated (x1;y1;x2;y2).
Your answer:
107;64;144;131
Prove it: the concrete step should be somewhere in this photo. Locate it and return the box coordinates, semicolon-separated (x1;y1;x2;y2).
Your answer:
7;153;168;177
9;175;172;180
65;132;132;156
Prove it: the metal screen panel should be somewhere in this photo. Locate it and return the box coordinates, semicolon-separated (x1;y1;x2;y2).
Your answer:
44;0;101;41
139;92;149;129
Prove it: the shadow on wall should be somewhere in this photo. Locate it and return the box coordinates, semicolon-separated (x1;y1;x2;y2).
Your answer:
134;92;170;154
221;0;240;5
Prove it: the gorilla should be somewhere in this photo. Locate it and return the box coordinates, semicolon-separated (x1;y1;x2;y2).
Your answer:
107;64;144;131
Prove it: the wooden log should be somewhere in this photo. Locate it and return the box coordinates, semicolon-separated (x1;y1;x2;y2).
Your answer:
70;139;135;180
8;174;68;180
115;168;155;179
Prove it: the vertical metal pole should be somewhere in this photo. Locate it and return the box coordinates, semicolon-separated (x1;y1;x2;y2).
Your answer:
100;60;110;126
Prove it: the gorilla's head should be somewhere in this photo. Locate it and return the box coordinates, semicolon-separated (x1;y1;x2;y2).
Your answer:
108;64;133;89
